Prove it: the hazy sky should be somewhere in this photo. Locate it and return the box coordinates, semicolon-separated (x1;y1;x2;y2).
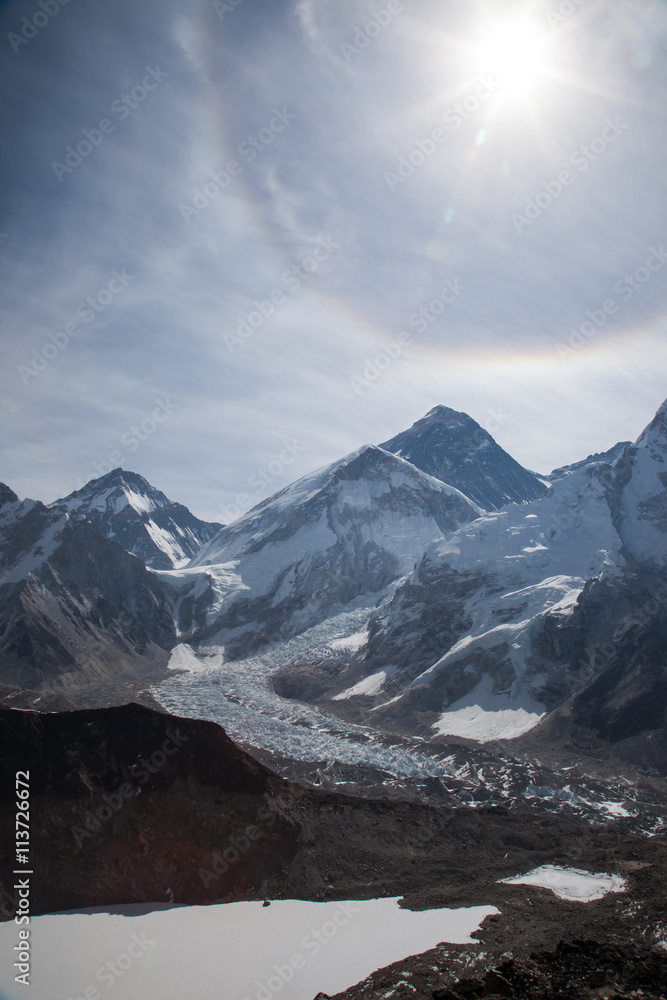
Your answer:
1;0;666;522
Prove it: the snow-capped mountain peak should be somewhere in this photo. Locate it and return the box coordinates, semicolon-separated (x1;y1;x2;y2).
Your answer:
169;445;483;657
53;469;222;570
192;444;482;569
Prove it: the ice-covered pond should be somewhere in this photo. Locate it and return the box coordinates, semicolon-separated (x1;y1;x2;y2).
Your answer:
0;897;497;1000
500;865;626;902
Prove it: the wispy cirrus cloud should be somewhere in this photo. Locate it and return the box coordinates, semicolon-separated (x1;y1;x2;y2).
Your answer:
0;0;665;521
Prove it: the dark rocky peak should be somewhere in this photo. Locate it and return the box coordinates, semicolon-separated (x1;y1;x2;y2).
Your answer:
380;406;547;511
0;483;20;509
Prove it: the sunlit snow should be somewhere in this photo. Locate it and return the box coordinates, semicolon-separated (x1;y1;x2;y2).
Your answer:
432;676;545;741
333;668;393;700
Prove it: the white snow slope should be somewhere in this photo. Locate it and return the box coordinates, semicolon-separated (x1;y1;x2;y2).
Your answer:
160;446;481;643
407;460;626;739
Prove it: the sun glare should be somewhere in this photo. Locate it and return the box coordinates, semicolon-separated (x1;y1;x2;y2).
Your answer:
472;17;551;97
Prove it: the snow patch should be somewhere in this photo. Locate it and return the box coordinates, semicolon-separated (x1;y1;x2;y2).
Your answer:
333;668;393;700
123;488;155;514
330;630;368;654
143;520;189;568
500;865;626;902
167;644;220;672
432;676;545;741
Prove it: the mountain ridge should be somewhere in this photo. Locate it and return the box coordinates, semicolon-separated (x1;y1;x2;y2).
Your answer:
1;399;666;779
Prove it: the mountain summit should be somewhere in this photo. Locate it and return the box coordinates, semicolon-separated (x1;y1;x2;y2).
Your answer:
182;444;482;656
53;469;222;570
380;405;547;510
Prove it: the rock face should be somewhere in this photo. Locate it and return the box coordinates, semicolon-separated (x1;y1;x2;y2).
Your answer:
613;398;667;566
449;941;667;1000
53;468;222;570
0;489;176;691
0;703;297;916
380;405;547;511
520;566;667;773
287;459;625;740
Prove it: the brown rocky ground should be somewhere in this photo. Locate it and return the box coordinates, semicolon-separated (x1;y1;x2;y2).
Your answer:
318;939;667;1000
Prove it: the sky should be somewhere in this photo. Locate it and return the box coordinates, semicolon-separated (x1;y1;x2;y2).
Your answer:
0;0;666;523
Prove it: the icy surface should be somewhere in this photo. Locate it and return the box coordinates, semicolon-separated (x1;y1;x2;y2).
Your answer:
150;624;662;832
50;468;220;570
0;898;497;1000
330;629;369;654
500;865;626;902
180;445;481;636
432;676;544;741
155;605;453;778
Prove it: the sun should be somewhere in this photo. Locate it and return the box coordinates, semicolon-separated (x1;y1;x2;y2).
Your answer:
471;16;551;97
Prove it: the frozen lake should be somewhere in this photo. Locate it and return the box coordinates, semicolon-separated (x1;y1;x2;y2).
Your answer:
0;897;497;1000
500;865;626;902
